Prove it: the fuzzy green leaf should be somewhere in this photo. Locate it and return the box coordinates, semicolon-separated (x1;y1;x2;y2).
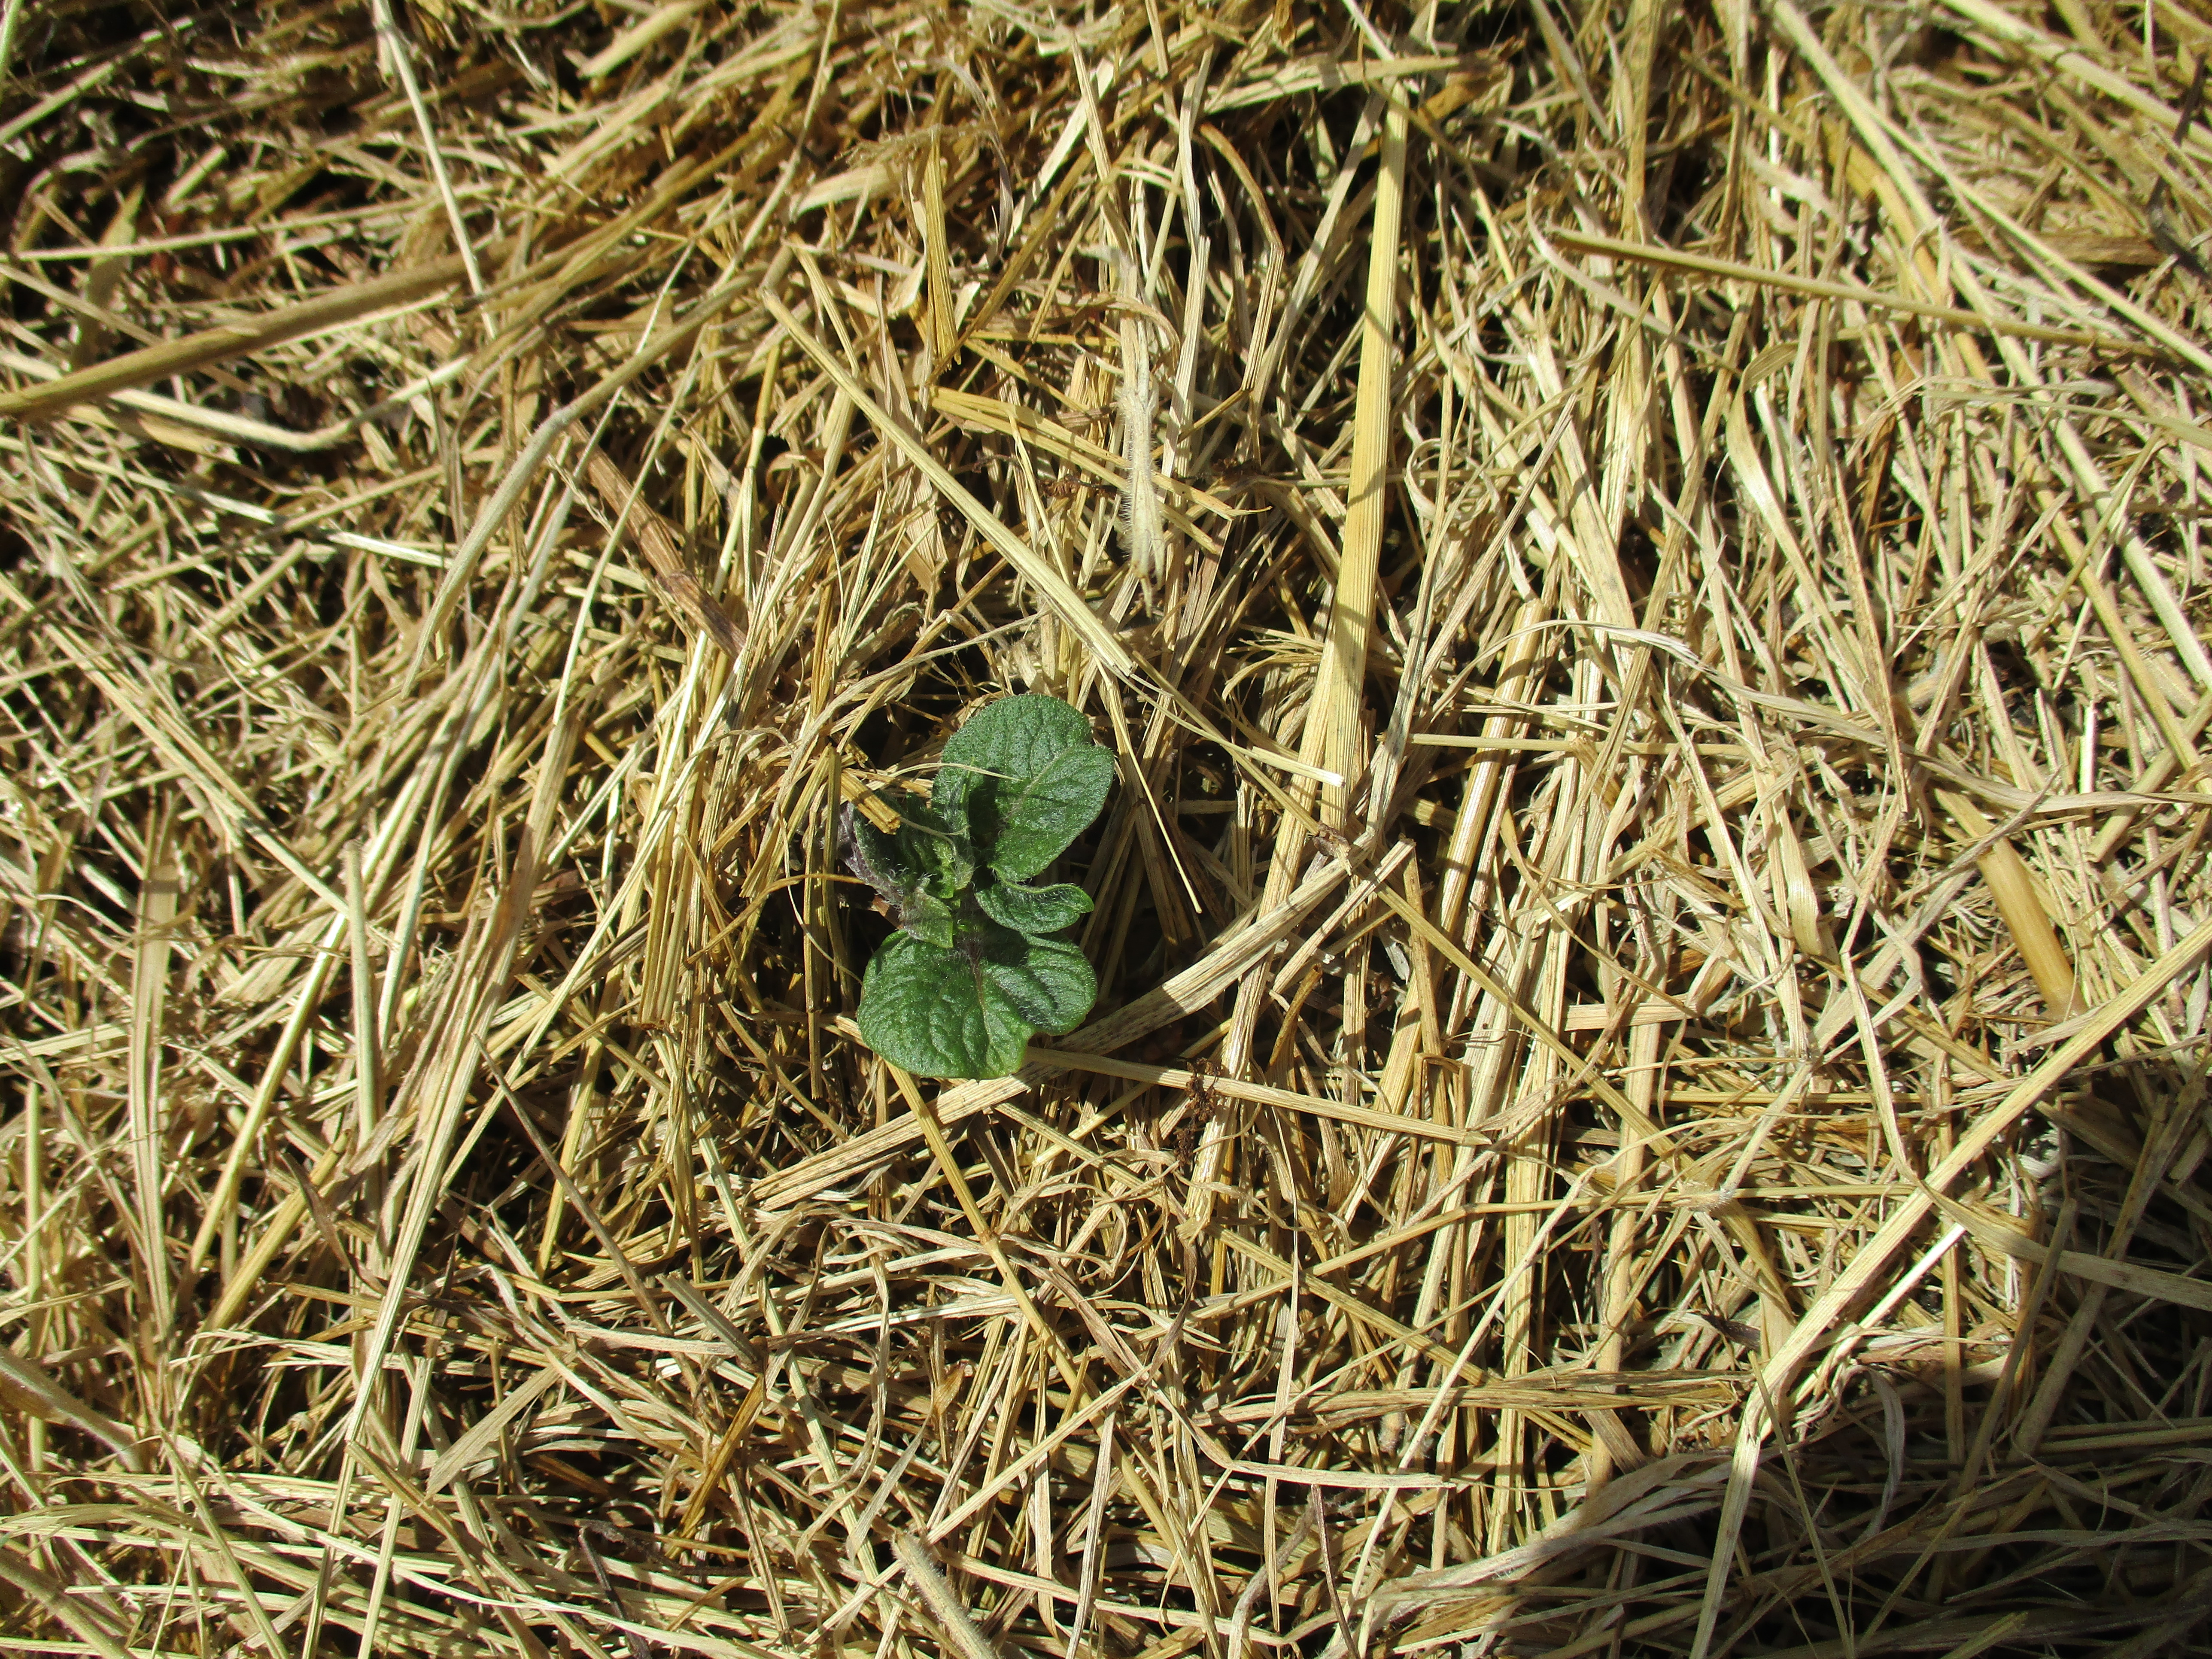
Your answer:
974;878;1092;935
900;887;957;949
935;694;1115;880
843;807;920;901
976;926;1095;1035
843;806;955;944
855;927;1097;1079
895;799;974;894
857;934;1027;1079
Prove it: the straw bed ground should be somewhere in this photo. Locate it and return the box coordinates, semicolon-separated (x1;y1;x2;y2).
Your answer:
3;0;2212;1654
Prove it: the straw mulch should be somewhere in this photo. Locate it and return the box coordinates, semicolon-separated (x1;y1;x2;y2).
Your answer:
4;0;2212;1653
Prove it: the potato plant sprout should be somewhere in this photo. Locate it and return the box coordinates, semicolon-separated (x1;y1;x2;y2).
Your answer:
844;695;1114;1079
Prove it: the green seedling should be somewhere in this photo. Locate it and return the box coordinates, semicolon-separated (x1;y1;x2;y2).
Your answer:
845;694;1115;1079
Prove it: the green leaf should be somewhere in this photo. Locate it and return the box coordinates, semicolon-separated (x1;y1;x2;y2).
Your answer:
901;887;957;949
857;934;1030;1079
855;927;1098;1079
974;878;1092;935
842;806;920;902
935;694;1115;881
976;926;1095;1035
843;806;955;943
895;799;974;894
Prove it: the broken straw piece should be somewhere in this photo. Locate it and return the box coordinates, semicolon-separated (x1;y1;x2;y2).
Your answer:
1115;250;1164;589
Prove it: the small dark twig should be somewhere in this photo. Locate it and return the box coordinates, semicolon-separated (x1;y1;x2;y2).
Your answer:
2174;57;2207;145
1309;1491;1359;1658
578;1521;654;1659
